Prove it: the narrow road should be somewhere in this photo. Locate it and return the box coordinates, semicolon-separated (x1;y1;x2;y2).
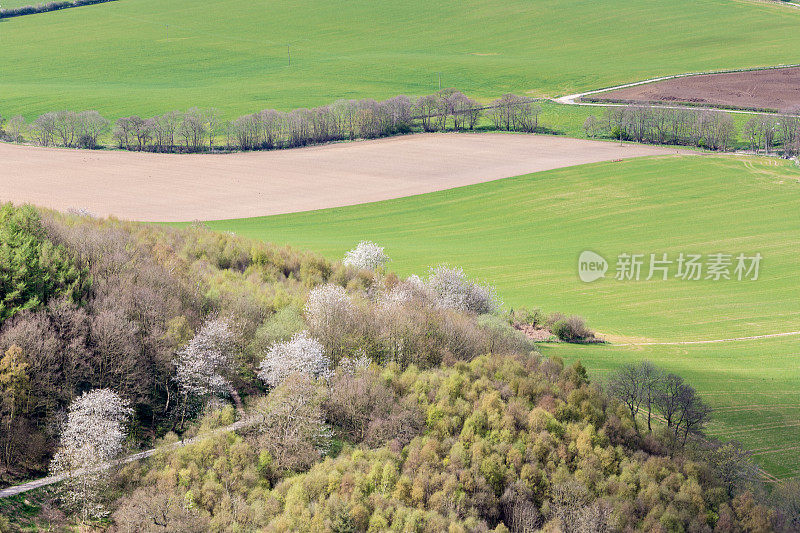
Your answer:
554;64;800;116
0;417;257;499
612;331;800;347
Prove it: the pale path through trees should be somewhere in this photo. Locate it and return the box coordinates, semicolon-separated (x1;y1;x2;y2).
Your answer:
0;416;258;498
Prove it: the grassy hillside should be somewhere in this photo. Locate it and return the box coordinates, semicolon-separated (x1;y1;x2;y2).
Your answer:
2;0;800;119
196;155;800;342
192;154;800;477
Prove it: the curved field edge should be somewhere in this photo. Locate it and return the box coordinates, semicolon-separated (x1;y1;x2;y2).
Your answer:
191;154;800;343
2;0;800;119
0;133;682;222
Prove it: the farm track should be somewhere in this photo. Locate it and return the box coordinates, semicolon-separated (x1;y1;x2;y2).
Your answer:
611;331;800;346
0;133;686;222
0;416;258;498
554;64;800;114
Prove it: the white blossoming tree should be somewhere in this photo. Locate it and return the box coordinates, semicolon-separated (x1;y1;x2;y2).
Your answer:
304;283;357;361
258;331;330;387
381;274;430;307
50;389;133;522
426;265;500;314
342;240;390;271
305;281;352;330
173;318;235;398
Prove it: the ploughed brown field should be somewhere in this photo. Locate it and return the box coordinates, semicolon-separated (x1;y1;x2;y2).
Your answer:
590;67;800;112
0;133;686;222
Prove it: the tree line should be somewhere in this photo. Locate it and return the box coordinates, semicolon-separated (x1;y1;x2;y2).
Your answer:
0;0;117;19
584;105;800;155
0;90;543;153
608;361;711;445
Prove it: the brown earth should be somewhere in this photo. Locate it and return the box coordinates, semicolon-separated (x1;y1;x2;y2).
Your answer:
0;133;686;222
591;67;800;112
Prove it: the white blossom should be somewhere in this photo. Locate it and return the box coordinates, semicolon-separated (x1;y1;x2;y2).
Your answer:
304;283;354;332
50;389;133;521
342;240;390;270
173;318;235;397
258;331;330;387
336;351;372;376
426;265;501;314
381;274;430;307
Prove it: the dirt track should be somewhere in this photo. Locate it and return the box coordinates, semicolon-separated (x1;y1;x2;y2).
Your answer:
590;67;800;112
1;133;684;222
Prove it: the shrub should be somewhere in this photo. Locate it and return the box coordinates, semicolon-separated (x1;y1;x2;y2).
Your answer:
426;265;500;314
342;240;390;271
549;314;594;342
257;331;330;387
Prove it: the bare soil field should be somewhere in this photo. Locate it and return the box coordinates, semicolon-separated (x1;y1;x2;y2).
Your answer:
590;67;800;111
0;133;685;222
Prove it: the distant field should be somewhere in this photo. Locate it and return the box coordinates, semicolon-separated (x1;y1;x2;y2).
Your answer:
0;0;41;9
591;66;800;112
200;155;800;342
2;0;800;119
0;134;680;221
196;155;800;477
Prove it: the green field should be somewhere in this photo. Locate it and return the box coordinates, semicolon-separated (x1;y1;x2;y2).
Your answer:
542;337;800;479
190;154;800;477
0;0;45;9
2;0;800;120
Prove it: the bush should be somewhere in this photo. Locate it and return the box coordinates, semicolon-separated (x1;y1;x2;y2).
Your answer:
342;240;389;271
257;331;330;387
548;314;594;342
426;265;500;314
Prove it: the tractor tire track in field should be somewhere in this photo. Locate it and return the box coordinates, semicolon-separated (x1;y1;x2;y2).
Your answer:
611;330;800;346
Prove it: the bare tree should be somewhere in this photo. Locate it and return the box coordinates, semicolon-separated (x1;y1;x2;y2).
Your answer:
53;110;80;147
204;107;220;150
179;108;207;152
414;94;440;132
114;116;151;151
608;363;646;433
151;111;181;152
655;373;711;445
583;115;599;138
638;361;662;433
76;111;109;149
5;115;25;143
32;112;58;146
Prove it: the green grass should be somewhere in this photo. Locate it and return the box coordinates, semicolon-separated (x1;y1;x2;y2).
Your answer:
188;154;800;477
2;0;800;120
196;155;800;342
0;0;43;9
543;337;800;479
